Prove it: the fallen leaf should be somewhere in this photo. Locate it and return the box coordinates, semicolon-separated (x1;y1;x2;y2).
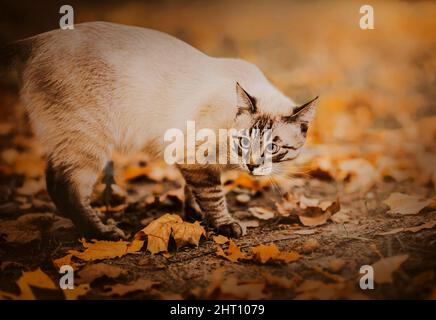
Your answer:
262;272;295;289
76;263;127;284
199;269;266;299
276;193;340;226
248;207;275;220
102;278;159;296
227;172;271;193
295;279;366;300
135;214;205;254
377;220;436;236
212;235;229;244
238;219;260;229
371;255;409;284
0;213;56;245
383;193;433;215
236;194;251;204
216;240;249;262
63;284;90;300
328;258;346;273
0;268;57;300
53;238;143;268
172;221;205;248
330;209;351;224
312;265;346;283
220;277;266;300
338;158;378;194
251;244;300;264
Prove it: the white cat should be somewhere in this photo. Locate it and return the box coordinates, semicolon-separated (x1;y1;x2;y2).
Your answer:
1;22;317;239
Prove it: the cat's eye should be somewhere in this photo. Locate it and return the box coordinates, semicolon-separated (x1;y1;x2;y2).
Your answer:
238;136;251;149
265;143;280;154
300;123;308;134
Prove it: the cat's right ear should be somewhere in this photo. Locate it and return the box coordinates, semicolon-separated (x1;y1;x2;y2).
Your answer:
236;82;257;116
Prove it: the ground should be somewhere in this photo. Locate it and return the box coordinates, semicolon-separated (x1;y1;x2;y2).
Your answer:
0;0;435;300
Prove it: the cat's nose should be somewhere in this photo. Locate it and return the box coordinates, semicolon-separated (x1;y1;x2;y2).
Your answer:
247;164;259;173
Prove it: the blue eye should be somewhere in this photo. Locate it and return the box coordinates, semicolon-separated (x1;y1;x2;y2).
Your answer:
266;143;280;154
239;136;251;149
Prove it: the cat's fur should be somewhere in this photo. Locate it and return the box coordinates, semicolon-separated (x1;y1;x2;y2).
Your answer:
2;22;316;239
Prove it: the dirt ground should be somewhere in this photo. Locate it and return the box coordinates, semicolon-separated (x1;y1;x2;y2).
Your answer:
0;0;435;300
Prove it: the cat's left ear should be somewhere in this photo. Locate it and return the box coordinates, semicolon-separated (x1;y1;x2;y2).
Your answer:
236;82;257;116
284;96;318;123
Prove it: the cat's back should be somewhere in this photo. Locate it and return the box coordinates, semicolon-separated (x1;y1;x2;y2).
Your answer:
24;21;208;76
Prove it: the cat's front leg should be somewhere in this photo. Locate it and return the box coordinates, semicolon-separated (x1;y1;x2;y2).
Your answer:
178;164;243;238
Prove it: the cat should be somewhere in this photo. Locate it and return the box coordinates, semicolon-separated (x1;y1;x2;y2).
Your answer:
0;22;317;240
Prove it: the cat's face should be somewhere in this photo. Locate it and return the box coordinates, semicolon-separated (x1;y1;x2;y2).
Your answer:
232;83;317;176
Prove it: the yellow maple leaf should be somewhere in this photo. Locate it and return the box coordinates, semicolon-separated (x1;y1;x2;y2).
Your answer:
135;213;205;254
216;240;249;263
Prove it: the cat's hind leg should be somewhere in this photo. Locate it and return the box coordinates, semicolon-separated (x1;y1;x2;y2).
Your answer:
46;156;125;241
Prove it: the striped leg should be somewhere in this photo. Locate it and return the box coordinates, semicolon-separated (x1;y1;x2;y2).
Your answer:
178;164;243;238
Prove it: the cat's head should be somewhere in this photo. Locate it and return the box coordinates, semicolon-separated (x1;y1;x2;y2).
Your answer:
232;82;317;175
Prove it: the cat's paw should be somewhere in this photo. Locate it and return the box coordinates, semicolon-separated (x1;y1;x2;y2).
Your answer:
85;223;126;241
215;221;245;238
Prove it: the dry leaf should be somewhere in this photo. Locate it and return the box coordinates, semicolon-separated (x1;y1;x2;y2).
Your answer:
220;277;266;300
216;240;249;262
338;158;378;194
53;238;143;268
251;244;300;264
248;207;275;220
328;258;346;273
227;172;271;193
371;255;409;284
199;269;266;300
295;279;366;300
135;213;205;254
0;268;57;300
275;193;299;217
262;272;295;289
76;263;127;284
236;194;251;204
377;220;436;236
172;221;205;248
102;278;158;296
312;266;345;283
383;193;433;215
238;219;260;229
63;284;90;300
276;193;340;226
0;213;56;245
212;235;229;244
